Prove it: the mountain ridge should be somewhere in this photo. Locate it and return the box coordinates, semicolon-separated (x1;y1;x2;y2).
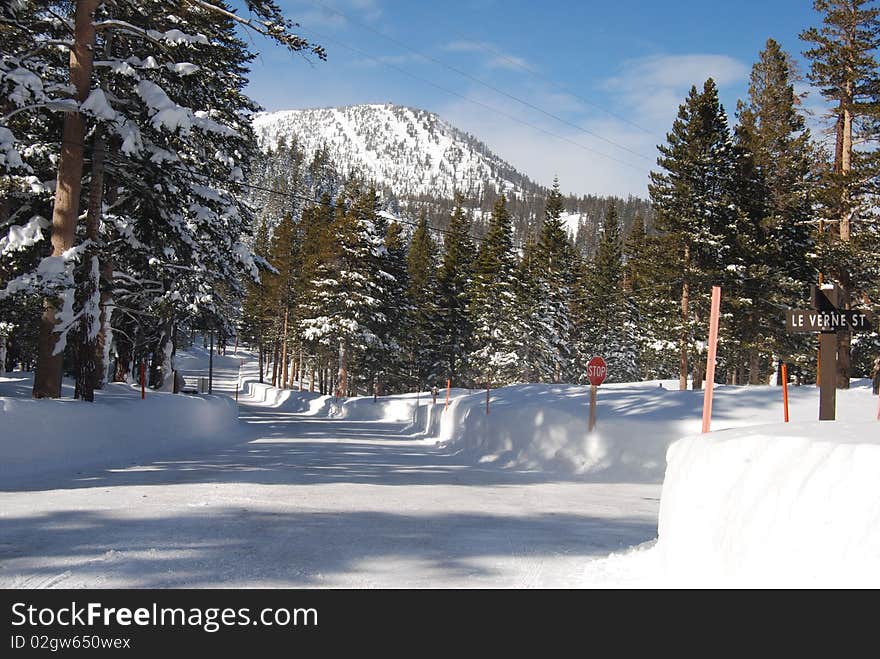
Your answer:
252;103;545;200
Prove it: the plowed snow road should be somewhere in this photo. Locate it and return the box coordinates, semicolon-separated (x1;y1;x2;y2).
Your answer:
0;369;659;588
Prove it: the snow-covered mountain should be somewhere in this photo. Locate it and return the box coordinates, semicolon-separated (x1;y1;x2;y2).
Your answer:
251;103;542;199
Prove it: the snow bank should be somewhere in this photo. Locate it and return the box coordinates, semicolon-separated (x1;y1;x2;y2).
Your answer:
436;383;699;480
435;381;880;482
653;423;880;587
0;374;241;488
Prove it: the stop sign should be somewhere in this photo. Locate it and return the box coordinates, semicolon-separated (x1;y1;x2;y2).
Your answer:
587;356;607;387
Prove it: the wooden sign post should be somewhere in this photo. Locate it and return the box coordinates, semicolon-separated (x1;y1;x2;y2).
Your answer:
785;284;874;421
587;356;607;433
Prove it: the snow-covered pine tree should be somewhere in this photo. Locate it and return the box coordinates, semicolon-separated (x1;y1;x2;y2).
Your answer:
469;195;522;386
577;203;639;383
733;38;816;384
514;236;548;382
437;194;476;387
533;179;577;382
623;216;679;379
801;0;880;386
405;210;440;390
649;79;741;390
0;1;324;400
300;181;389;397
295;196;335;393
373;218;410;394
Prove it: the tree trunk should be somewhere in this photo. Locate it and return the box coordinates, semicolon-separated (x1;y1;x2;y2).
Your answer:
74;134;106;401
836;91;853;390
94;255;114;390
280;308;289;388
34;0;101;398
678;247;690;391
692;358;704;391
258;342;264;384
337;340;348;398
270;339;279;388
0;330;7;374
748;349;760;385
155;318;174;391
287;351;296;389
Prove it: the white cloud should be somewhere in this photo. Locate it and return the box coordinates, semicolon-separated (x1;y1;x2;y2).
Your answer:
441;40;535;74
437;89;655;198
604;53;749;127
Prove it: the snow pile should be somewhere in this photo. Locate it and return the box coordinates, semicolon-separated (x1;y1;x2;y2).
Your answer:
435;380;880;482
327;390;466;423
653;423;880;587
0;374;241;488
436;383;701;481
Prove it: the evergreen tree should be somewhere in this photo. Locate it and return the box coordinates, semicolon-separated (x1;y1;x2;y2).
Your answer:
533;179;577;382
406;210;440;389
469;196;522;385
300;182;389;397
734;39;817;383
577;203;639;382
623;216;679;379
648;79;742;390
801;0;880;386
370;218;410;394
437;194;476;387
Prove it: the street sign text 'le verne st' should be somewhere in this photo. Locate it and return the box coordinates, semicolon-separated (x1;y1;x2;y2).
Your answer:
785;284;874;421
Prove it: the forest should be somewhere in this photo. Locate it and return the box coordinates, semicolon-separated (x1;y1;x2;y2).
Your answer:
1;1;878;400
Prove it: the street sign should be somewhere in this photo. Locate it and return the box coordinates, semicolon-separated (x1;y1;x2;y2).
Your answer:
783;283;870;421
785;309;873;333
587;356;607;387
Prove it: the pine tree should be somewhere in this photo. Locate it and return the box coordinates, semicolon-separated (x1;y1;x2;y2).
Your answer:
469;195;522;385
623;217;674;379
406;210;440;389
801;0;880;386
437;194;476;387
648;79;742;390
733;39;817;383
369;218;410;394
533;179;577;382
577;203;639;382
300;182;389;397
0;2;324;400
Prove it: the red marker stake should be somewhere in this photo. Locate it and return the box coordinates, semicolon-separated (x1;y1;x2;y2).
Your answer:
701;286;722;434
782;363;790;423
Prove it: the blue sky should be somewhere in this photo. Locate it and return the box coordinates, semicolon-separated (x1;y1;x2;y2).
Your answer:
236;0;828;197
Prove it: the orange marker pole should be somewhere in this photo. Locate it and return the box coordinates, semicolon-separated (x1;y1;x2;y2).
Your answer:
782;363;789;423
701;286;722;434
445;378;451;410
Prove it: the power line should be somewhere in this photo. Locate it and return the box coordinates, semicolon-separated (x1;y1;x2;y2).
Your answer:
454;40;656;137
301;0;654;162
291;24;646;173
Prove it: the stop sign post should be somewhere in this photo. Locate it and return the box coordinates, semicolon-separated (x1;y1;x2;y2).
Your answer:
587;356;607;433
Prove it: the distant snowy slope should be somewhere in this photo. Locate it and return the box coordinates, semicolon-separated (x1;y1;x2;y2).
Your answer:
252;104;541;199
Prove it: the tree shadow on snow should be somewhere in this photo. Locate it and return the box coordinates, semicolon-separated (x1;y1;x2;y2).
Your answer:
0;507;656;588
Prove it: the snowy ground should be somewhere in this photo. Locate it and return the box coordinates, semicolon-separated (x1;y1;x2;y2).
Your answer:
0;352;659;588
2;349;878;587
